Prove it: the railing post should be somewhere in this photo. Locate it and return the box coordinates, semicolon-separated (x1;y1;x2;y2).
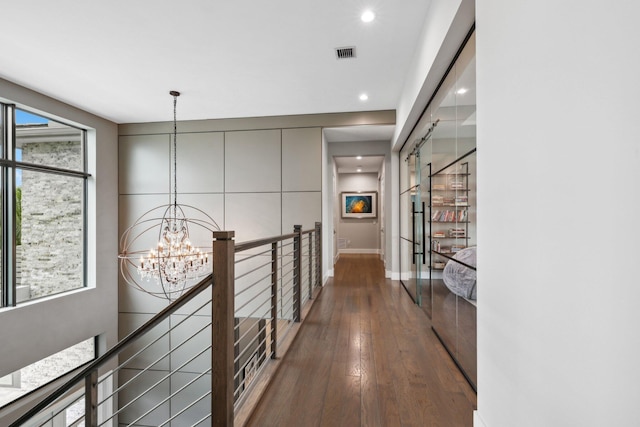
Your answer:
233;317;240;402
85;369;98;427
212;231;235;427
270;241;278;359
258;318;266;364
293;225;302;322
315;222;322;289
308;232;313;300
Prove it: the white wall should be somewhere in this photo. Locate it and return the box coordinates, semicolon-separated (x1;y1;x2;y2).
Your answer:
337;172;379;253
475;1;640;426
0;78;119;420
393;0;475;151
321;131;332;279
326;140;393;276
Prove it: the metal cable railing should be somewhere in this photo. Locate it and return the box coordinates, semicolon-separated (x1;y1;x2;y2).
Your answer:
9;273;213;427
9;222;322;427
232;224;319;409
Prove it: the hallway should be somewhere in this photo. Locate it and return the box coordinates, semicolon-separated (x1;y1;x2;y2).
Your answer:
245;254;477;427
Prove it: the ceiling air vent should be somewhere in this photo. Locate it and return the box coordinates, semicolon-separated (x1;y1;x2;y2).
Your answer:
335;46;356;60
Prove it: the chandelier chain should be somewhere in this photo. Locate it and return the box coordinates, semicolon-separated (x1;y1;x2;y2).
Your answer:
173;92;178;211
118;90;218;301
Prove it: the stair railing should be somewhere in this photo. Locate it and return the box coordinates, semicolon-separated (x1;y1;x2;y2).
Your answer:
8;222;322;427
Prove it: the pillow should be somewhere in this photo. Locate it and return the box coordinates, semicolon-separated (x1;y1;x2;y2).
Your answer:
442;246;477;300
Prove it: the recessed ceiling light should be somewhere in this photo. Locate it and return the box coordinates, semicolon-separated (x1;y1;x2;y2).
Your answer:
361;10;375;23
456;87;468;95
359;93;369;101
357;168;362;172
356;155;362;160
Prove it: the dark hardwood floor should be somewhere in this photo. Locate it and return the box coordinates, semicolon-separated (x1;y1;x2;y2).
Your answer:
245;254;477;427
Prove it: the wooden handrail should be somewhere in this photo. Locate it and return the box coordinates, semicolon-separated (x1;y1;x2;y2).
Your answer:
233;226;316;253
9;273;214;427
234;233;297;253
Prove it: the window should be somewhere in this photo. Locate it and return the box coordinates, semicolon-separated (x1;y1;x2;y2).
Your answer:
0;337;95;408
0;104;88;306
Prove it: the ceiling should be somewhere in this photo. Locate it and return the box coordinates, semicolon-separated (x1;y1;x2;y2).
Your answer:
323;124;395;143
0;1;432;146
325;125;393;173
334;155;384;174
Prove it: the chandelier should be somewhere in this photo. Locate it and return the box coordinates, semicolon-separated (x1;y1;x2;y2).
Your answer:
119;91;220;300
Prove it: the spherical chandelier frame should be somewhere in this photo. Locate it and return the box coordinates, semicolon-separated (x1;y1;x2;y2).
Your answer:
119;203;220;300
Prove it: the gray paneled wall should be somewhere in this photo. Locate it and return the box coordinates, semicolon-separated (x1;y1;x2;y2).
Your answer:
225;130;281;193
119;126;321;246
117;124;322;425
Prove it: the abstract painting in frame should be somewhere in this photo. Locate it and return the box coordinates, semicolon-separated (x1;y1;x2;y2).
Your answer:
341;191;377;219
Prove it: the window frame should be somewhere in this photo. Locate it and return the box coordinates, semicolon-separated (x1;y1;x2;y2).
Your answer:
0;102;90;307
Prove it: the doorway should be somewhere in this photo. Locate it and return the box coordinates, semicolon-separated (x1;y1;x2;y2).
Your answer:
333;156;385;263
322;128;394;278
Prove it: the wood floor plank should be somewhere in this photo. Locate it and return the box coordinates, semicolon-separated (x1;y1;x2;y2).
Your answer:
360;329;382;427
243;254;476;427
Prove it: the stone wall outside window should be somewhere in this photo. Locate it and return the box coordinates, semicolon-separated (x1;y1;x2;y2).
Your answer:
16;124;83;300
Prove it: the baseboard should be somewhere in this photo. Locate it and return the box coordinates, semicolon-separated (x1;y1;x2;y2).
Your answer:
338;249;380;254
399;271;413;280
474;411;488;427
327;269;334;278
385;270;393;279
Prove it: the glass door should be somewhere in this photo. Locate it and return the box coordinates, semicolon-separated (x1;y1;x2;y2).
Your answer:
399;146;421;305
412;151;425;306
416;145;432;315
398;29;476;390
400;141;431;311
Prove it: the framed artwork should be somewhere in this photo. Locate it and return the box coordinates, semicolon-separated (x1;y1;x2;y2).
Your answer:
341;191;377;218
